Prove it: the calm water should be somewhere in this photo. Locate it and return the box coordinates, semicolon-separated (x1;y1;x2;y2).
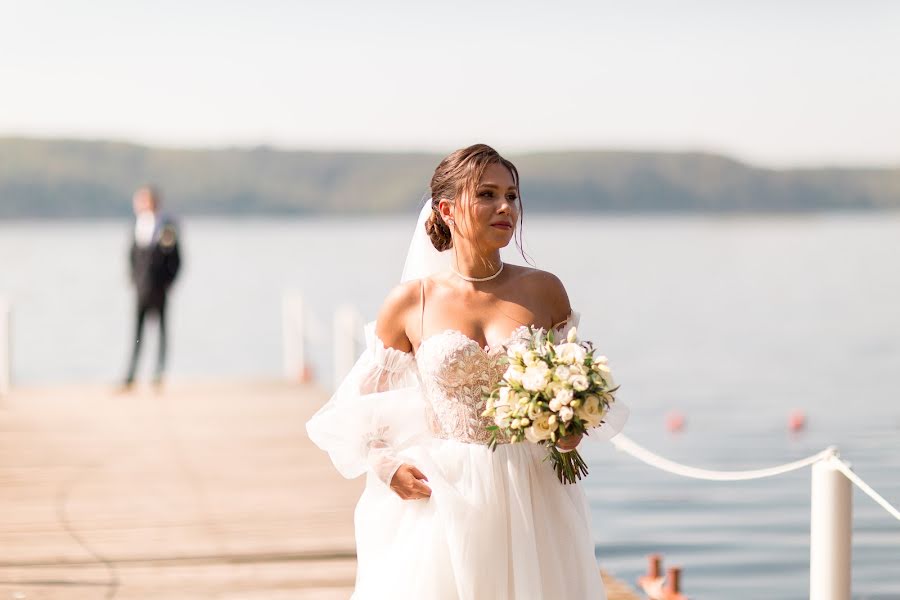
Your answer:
1;214;899;598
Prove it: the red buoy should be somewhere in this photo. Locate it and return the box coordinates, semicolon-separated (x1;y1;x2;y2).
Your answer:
666;411;685;433
789;409;806;432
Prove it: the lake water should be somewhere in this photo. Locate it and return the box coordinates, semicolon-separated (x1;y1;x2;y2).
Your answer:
1;214;899;598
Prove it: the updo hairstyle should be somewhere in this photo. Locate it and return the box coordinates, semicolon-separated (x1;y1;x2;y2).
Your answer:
424;144;521;252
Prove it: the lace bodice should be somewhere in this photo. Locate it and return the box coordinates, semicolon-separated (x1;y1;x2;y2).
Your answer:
307;310;589;486
414;326;533;445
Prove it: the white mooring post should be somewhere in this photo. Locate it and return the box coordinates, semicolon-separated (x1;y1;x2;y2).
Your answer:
282;292;305;380
333;305;362;391
810;456;852;600
0;297;10;396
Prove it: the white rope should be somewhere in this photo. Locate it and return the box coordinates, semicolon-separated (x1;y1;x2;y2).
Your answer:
610;434;900;522
610;433;837;481
828;456;900;521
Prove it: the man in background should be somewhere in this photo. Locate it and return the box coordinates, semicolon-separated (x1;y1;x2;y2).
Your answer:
122;185;181;389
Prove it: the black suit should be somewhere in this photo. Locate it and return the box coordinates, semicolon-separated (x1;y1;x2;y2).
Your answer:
125;215;181;384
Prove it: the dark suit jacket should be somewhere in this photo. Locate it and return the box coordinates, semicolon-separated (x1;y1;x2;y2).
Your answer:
130;215;181;307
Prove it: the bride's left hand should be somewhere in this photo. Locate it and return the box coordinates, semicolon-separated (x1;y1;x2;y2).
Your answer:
556;432;583;452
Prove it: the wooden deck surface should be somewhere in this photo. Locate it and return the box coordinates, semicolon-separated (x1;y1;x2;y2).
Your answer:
0;380;639;599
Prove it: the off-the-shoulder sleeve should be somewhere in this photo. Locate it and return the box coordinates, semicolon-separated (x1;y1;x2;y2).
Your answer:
551;309;580;341
553;308;629;445
305;321;427;486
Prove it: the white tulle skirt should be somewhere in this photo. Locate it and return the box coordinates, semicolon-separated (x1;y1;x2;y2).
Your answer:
352;437;607;600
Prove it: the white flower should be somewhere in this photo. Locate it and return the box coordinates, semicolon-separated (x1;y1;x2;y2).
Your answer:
504;365;524;384
522;350;540;366
522;364;550;392
548;397;562;412
594;363;615;387
531;361;550;375
524;412;557;443
555;342;586;365
570;374;589;391
506;342;528;360
576;394;607;428
554;365;571;381
567;326;578;343
544;381;561;397
527;401;543;420
592;354;609;365
559;406;574;422
554;388;573;406
498;386;511;405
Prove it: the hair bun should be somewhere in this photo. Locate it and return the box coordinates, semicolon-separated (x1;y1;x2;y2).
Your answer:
424;208;453;252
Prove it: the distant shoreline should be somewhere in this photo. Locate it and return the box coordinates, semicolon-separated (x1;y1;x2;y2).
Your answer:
2;137;898;217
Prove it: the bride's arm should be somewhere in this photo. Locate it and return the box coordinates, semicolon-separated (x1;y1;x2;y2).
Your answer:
374;280;419;354
370;280;432;500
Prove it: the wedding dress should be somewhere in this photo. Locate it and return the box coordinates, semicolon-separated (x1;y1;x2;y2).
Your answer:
306;299;629;599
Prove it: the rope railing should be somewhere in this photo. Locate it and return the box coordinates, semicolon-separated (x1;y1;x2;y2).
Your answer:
827;455;900;521
610;433;899;520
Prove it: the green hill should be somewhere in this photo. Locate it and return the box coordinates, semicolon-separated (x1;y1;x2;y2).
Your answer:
1;137;898;217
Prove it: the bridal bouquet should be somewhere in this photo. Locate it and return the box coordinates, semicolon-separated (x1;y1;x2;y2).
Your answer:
481;326;619;484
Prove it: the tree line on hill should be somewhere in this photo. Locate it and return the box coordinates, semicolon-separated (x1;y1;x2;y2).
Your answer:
0;137;897;218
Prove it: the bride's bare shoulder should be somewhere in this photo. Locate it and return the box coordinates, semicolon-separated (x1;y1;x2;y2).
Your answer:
507;265;571;325
374;279;422;352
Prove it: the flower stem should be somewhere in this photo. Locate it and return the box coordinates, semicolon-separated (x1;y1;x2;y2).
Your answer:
546;445;590;484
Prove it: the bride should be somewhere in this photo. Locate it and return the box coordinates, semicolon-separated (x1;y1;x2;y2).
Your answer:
306;143;628;599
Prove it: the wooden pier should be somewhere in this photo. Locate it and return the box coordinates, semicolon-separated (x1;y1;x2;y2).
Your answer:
0;380;640;599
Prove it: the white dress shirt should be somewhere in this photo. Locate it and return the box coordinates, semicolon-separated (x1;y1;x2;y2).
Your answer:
134;213;157;247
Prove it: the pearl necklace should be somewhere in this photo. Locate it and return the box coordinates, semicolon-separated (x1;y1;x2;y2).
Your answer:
451;261;504;282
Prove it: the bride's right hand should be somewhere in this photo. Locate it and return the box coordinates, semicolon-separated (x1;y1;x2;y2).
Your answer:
390;463;432;500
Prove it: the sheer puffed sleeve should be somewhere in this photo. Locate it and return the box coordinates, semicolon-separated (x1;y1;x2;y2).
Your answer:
552;309;629;444
305;321;426;487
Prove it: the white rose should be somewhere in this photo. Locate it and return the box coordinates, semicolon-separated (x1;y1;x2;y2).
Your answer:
554;388;573;406
522;350;540;366
559;406;574;422
592;354;609;365
521;371;546;392
570;374;589;391
555;342;586;365
524;412;557;443
554;365;571;381
548;397;562;412
522;365;549;392
575;394;607;428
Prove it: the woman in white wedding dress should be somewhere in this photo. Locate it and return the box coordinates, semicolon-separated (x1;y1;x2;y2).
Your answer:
306;144;628;599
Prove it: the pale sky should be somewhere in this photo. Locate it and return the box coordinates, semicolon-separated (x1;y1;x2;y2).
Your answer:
1;0;898;167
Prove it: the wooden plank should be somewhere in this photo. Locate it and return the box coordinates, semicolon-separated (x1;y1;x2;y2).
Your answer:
0;380;640;599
